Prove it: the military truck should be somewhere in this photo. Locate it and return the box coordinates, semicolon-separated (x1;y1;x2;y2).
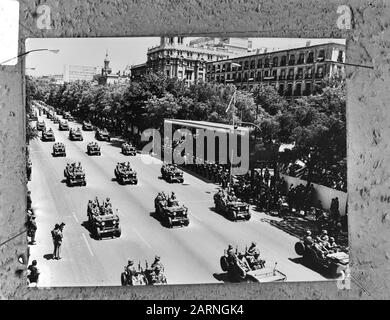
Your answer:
213;191;251;221
87;197;121;239
58;120;69;131
52;142;66;157
294;238;349;278
41;128;55;142
161;164;184;183
87;142;101;156
36;120;46;131
95;128;110;141
69;128;83;141
220;246;286;283
63;162;86;187
114;162;138;184
82;120;93;131
154;193;190;228
122;142;137;156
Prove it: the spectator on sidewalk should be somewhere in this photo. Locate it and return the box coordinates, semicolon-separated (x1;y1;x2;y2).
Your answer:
27;260;40;285
27;216;37;245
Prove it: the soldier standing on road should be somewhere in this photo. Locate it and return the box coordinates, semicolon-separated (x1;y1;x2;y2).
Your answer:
27;216;37;245
52;223;64;260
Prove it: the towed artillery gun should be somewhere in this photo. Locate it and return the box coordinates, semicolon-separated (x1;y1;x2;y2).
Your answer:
87;197;121;239
52;142;66;157
220;245;286;283
87;142;101;156
154;192;190;228
121;142;137;156
41;128;55;142
69;127;83;141
63;162;86;187
121;259;167;286
213;190;251;221
114;162;138;185
95;128;111;141
58;120;69;131
161;164;184;183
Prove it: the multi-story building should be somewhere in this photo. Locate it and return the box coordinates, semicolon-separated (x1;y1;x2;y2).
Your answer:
131;37;249;85
205;42;346;98
63;64;97;82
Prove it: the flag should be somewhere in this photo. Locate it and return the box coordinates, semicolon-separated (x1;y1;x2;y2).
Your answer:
225;91;236;113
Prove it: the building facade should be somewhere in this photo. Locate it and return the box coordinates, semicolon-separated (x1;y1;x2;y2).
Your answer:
206;42;346;98
131;37;250;85
63;64;97;82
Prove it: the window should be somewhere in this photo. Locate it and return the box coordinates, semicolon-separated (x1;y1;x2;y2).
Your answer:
304;82;312;95
318;49;325;60
279;84;285;95
244;61;249;70
287;84;293;96
250;71;254;79
298;53;304;64
264;58;270;68
272;57;279;67
307;52;314;63
264;70;269;77
294;83;302;96
256;71;261;80
257;59;262;68
227;74;231;80
232;73;236;80
297;68;303;79
337;50;344;62
289;54;295;65
316;66;324;77
288;69;294;80
250;60;255;69
280;56;287;66
306;67;312;78
166;70;170;77
237;73;242;81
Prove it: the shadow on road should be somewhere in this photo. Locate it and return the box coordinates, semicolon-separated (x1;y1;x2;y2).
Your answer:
288;257;334;279
43;253;54;260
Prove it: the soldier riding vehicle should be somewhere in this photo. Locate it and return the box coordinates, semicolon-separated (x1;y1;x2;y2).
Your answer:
58;120;69;131
122;142;137;156
41;128;55;142
213;189;251;221
161;163;184;183
95;128;111;141
69;128;83;141
52;142;66;157
114;162;138;184
154;192;190;228
36;120;46;131
87;197;121;239
82;120;93;131
63;162;86;187
87;142;101;156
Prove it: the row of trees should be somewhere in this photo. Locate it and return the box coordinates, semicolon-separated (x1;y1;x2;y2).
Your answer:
26;72;346;191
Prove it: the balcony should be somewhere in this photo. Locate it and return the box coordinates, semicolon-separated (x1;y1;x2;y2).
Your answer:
288;60;295;66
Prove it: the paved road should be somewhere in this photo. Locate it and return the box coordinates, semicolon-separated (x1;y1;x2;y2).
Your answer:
28;109;328;287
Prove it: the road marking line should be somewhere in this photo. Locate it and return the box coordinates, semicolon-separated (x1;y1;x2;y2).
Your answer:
81;233;94;257
72;212;79;223
132;228;152;249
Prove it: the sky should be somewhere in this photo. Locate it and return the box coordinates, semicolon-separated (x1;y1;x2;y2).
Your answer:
25;37;346;76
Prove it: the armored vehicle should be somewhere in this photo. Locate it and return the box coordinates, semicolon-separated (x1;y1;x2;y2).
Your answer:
95;128;110;141
87;197;121;239
87;142;101;156
52;142;66;157
69;127;83;141
154;192;190;228
114;162;138;184
161;164;184;183
213;190;251;221
63;162;86;187
122;142;137;156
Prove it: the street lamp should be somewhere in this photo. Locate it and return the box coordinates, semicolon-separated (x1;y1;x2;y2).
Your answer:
0;48;60;65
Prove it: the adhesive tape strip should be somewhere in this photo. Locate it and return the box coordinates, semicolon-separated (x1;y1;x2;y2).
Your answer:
0;0;20;66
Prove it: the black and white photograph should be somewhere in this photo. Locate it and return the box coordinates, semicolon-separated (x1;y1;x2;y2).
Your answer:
24;35;348;287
